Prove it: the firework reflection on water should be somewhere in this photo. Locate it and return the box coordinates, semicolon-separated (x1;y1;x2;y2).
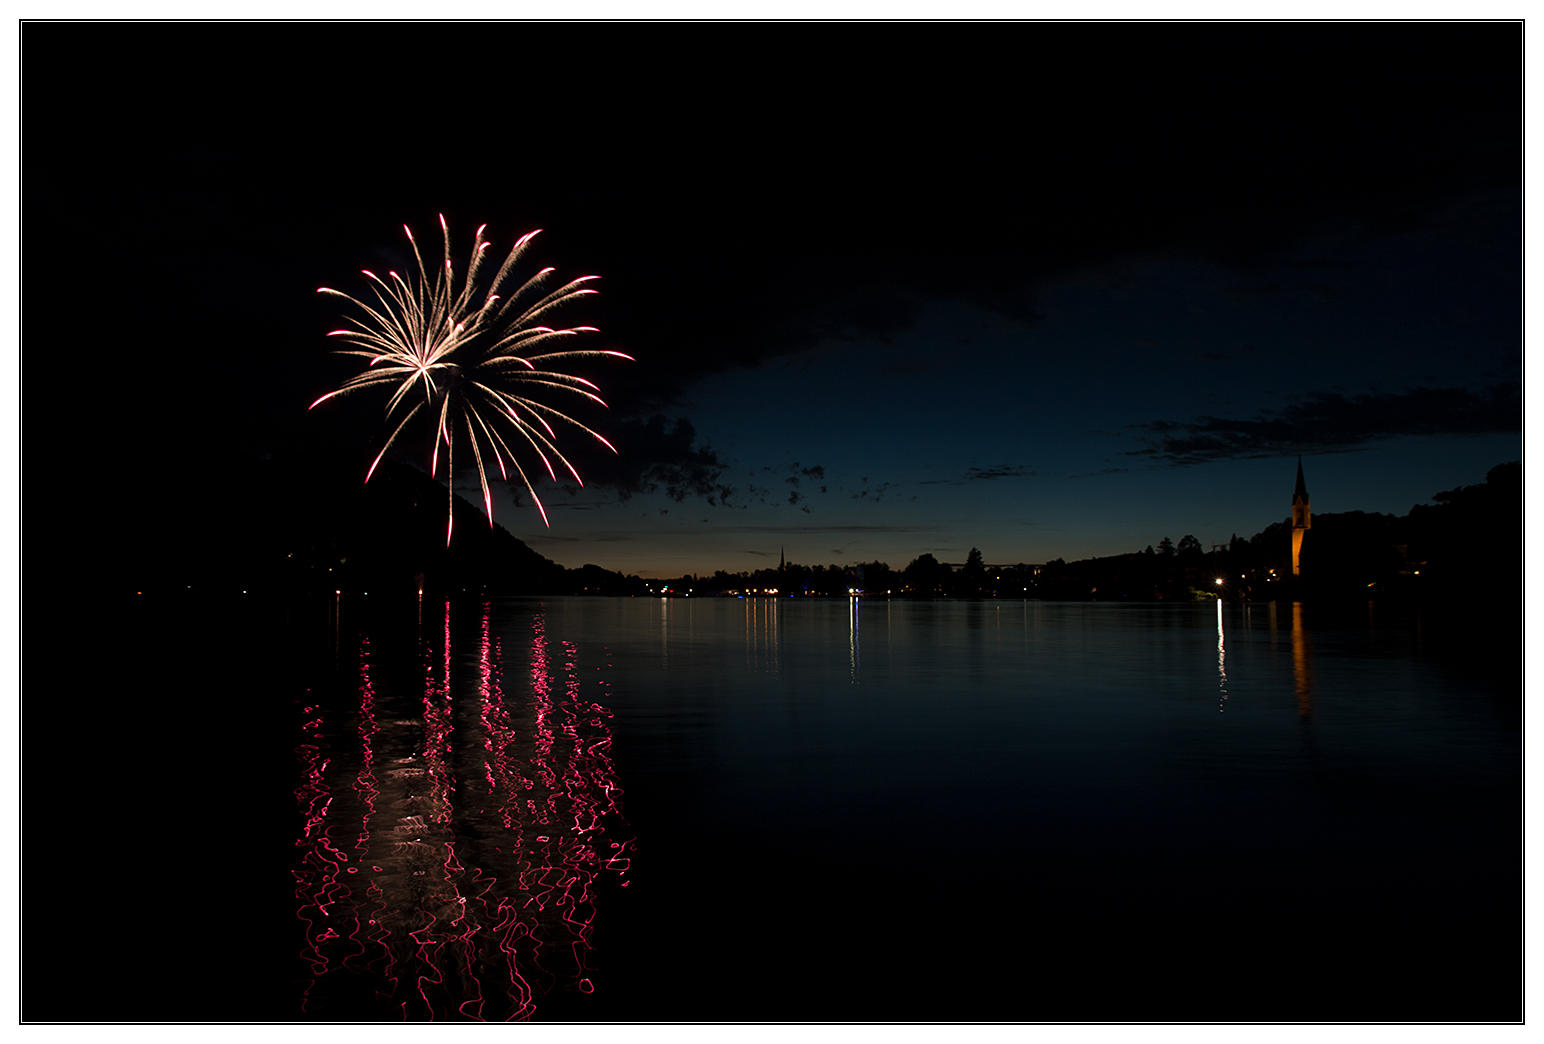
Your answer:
292;602;631;1021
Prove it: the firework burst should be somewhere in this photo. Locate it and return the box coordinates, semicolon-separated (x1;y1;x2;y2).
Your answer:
311;216;631;543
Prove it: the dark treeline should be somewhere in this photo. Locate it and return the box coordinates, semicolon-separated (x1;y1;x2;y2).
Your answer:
658;548;996;599
114;451;1517;608
654;462;1521;607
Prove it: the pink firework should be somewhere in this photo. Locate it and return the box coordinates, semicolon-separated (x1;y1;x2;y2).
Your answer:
311;216;631;542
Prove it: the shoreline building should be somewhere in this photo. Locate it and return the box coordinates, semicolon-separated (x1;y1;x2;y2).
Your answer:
1291;457;1312;575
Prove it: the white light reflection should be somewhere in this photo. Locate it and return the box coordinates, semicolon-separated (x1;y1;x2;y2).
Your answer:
744;595;779;673
660;595;670;670
849;594;860;682
1216;597;1228;713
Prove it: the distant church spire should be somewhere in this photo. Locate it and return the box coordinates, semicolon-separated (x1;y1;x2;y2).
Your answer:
1291;456;1312;576
780;546;785;571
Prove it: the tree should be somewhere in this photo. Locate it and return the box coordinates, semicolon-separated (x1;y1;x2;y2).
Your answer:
1156;537;1175;557
903;553;949;595
958;546;987;596
1176;534;1203;558
859;559;896;592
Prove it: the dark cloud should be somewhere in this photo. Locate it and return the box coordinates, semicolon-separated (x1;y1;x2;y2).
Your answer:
573;414;737;505
851;481;900;502
967;465;1038;481
31;24;1518;440
586;25;1518;411
728;463;832;506
1128;384;1521;467
921;465;1037;485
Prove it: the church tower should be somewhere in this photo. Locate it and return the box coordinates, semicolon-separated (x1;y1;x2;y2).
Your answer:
1290;457;1311;576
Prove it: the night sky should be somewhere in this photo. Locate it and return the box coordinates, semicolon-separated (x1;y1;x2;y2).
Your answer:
26;23;1521;579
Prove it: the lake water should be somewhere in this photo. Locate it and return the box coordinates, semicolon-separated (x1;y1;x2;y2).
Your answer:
279;595;1520;1022
27;593;1519;1022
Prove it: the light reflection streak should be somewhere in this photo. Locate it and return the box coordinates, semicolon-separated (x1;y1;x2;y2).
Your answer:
744;597;779;673
1216;598;1228;713
330;590;341;665
849;595;860;681
294;698;343;1007
1291;602;1314;718
660;597;670;670
292;601;631;1020
770;599;778;673
356;639;379;855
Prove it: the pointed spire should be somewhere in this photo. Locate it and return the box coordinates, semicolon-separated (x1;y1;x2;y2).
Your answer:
780;546;785;570
1294;456;1309;500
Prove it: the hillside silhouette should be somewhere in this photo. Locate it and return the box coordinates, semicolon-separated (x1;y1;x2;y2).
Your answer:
106;445;648;597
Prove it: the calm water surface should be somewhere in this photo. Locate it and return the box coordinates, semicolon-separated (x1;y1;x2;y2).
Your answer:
277;595;1518;1021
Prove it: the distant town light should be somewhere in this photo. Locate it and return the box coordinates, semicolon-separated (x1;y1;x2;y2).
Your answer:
1215;578;1224;585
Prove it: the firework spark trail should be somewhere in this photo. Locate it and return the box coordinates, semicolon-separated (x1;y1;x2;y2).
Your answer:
312;218;632;542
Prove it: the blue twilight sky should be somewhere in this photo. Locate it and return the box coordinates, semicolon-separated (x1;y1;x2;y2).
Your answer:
512;194;1520;576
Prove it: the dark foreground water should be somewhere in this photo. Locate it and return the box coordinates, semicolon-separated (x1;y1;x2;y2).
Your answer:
29;593;1520;1022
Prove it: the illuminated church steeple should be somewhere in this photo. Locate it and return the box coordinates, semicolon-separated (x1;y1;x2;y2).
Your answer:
1291;457;1311;576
